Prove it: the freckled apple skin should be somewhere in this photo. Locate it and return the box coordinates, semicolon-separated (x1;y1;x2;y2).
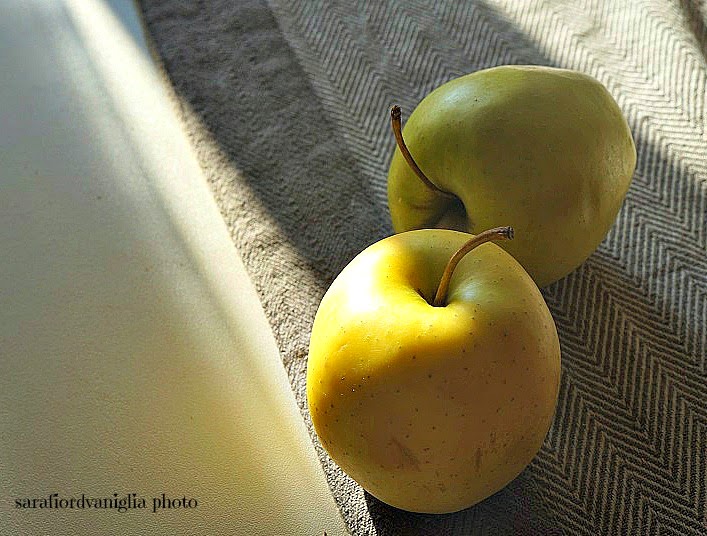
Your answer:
388;65;636;287
307;229;561;514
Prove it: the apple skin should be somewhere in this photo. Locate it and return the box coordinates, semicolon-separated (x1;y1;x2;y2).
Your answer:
388;65;636;287
307;229;561;514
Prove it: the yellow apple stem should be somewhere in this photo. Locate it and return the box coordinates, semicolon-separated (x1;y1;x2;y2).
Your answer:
390;105;455;199
433;226;515;307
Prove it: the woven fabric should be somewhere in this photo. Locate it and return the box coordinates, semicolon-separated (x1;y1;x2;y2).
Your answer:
138;1;707;534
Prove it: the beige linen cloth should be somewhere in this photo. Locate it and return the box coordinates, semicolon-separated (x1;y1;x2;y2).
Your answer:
139;1;707;534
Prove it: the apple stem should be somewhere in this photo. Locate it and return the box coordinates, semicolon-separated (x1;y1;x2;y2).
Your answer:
390;105;455;199
432;226;515;307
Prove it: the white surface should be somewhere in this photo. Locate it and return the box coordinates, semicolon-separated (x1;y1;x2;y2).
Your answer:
0;0;348;534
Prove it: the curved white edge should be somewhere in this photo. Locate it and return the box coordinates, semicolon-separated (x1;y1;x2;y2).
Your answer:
0;0;348;534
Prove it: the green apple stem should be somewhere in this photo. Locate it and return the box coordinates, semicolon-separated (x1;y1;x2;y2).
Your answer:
390;105;455;199
432;226;515;307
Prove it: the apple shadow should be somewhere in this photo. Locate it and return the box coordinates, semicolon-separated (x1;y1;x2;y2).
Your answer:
536;130;706;532
364;468;564;536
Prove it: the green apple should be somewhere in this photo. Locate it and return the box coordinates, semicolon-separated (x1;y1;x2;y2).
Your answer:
388;65;636;287
307;228;561;513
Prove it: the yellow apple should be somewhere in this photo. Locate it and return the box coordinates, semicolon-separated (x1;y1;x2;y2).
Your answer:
388;65;637;287
307;228;561;513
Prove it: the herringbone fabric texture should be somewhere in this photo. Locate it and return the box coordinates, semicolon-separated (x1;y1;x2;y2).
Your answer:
139;0;707;534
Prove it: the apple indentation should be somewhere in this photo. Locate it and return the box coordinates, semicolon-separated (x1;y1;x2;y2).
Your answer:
432;226;514;307
391;105;456;201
